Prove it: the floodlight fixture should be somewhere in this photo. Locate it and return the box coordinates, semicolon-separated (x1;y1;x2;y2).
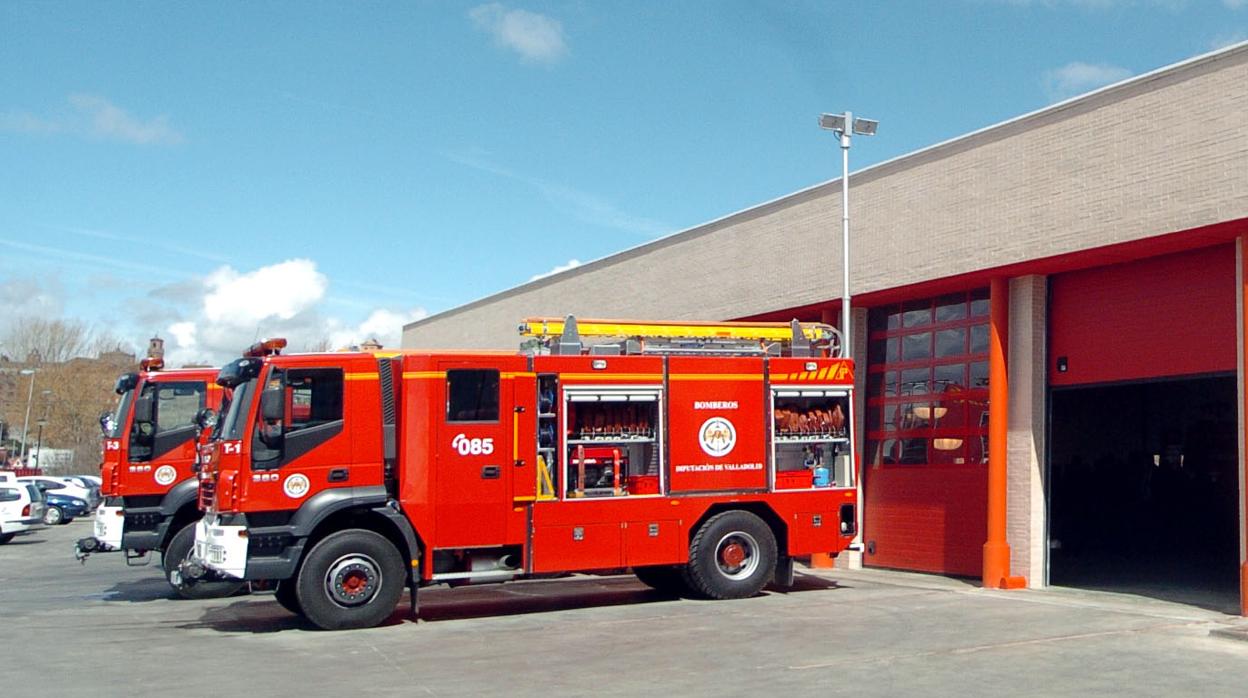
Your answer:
852;118;878;136
818;113;847;132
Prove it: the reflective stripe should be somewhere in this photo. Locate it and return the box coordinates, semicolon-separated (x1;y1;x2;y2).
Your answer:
344;373;379;381
669;373;764;381
402;371;445;380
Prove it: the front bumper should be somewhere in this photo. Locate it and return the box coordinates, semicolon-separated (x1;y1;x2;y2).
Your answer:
194;515;250;580
193;513;305;581
118;504;174;552
94;505;125;550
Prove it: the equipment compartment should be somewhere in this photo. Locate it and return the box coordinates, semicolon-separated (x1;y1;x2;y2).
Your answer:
563;388;663;498
772;389;853;490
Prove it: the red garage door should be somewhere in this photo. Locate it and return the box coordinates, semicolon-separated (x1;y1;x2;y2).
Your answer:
1049;244;1235;387
863;290;991;576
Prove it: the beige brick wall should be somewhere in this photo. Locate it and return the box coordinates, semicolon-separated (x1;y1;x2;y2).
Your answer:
406;46;1248;350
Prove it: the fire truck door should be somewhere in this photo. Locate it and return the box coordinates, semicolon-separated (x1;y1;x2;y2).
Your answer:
435;361;516;548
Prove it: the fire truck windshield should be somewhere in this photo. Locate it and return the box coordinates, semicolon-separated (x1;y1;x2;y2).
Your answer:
104;389;133;438
219;378;255;441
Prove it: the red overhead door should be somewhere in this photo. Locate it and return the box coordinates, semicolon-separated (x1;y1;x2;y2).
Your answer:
1049;245;1235;387
863;290;991;576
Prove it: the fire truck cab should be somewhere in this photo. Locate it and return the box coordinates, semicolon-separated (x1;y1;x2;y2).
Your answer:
192;318;859;630
76;358;243;599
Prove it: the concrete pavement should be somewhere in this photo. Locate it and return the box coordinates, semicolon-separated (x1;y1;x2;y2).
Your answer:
3;521;1248;696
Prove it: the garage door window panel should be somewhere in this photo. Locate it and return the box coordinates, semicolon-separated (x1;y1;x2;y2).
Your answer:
866;290;990;469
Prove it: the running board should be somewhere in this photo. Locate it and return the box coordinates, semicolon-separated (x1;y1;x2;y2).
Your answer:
431;569;519;582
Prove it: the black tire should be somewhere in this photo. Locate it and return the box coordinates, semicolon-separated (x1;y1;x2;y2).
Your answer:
60;517;74;525
163;524;247;600
683;510;777;600
43;506;63;526
0;532;13;544
295;529;406;631
274;579;302;615
633;565;691;596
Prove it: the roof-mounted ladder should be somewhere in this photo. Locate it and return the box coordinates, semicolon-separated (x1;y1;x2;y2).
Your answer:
518;315;842;358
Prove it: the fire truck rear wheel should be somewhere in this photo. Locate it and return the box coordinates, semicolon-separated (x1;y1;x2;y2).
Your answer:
163;524;247;600
683;511;776;600
633;565;690;596
296;529;405;631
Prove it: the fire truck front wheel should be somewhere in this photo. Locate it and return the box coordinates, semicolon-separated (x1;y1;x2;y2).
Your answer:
274;580;302;615
684;511;777;600
163;524;247;600
295;529;406;631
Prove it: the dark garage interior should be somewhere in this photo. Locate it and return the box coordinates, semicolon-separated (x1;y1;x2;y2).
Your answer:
1048;375;1240;611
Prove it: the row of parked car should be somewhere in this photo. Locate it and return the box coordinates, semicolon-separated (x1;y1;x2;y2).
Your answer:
0;471;102;543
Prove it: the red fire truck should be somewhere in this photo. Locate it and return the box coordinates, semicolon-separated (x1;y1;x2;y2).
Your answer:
76;358;244;599
189;317;858;630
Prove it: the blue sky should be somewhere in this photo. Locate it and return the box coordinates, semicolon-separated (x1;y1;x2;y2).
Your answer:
1;1;1245;364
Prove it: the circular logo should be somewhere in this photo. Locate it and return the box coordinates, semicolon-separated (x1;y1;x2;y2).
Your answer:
283;473;311;498
154;465;178;486
699;417;737;458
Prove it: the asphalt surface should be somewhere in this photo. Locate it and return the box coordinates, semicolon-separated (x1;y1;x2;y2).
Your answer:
4;520;1248;696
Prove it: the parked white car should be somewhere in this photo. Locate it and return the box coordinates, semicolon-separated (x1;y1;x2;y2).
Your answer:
18;476;97;511
0;471;46;543
57;476;102;510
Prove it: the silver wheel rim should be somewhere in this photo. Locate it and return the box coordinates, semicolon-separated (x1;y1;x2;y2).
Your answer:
714;530;760;581
325;553;382;608
45;508;60;525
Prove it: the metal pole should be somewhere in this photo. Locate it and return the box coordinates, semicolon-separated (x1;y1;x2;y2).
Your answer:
33;423;43;470
841;111;852;359
19;370;35;464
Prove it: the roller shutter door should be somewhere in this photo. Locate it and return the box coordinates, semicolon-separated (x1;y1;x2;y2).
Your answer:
1049;245;1235;387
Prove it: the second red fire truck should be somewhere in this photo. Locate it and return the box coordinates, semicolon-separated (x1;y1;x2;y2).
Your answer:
189;317;859;629
76;358;244;599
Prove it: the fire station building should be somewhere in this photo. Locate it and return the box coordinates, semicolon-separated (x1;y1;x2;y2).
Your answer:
404;43;1248;610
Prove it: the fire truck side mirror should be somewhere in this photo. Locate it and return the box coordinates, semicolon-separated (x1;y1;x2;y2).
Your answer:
195;408;218;431
98;411;114;436
133;394;154;425
260;387;285;423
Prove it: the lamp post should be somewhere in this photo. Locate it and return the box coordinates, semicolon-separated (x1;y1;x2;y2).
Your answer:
31;390;51;470
33;419;47;470
818;111;878;358
18;368;37;464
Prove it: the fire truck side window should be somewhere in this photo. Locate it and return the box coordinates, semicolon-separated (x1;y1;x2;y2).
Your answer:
446;370;500;422
284;368;344;432
153;382;206;434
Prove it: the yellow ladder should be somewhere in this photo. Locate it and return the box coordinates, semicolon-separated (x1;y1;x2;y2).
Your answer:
519;316;835;343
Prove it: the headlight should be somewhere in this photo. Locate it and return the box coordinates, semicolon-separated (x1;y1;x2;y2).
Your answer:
71;499;86;506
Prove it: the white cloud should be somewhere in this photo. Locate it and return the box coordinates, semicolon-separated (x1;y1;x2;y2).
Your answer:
530;259;582;281
0;94;184;145
1042;61;1133;100
0;276;65;334
150;259;425;366
469;3;568;64
328;308;428;350
202;259;326;325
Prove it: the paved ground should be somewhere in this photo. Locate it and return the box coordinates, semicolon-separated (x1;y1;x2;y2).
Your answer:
5;520;1248;697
